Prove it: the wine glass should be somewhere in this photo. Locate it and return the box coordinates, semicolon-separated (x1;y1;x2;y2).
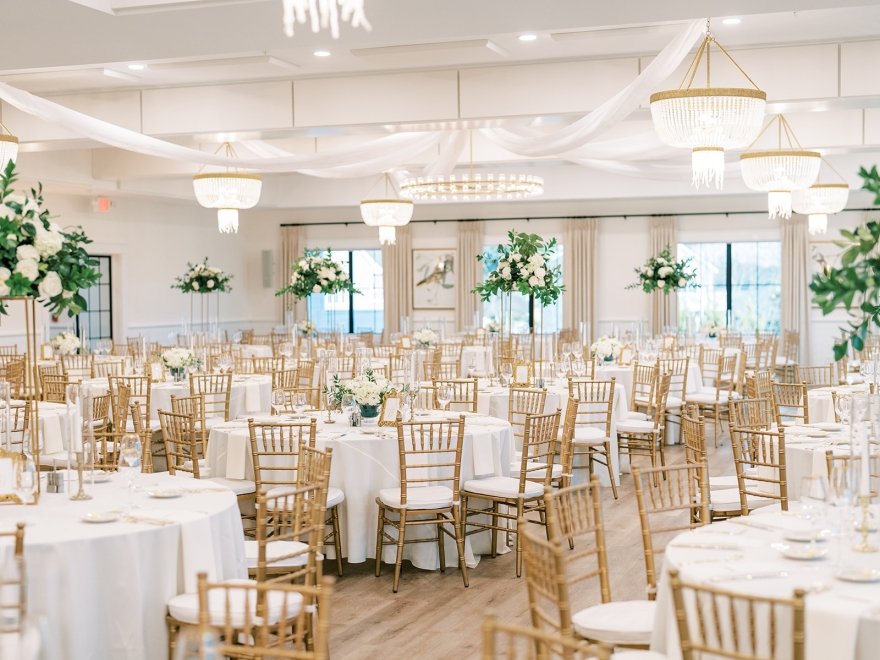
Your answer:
341;393;357;425
437;385;452;411
14;455;36;505
572;358;586;377
835;393;852;427
271;389;286;416
407;382;420;420
571;343;584;360
293;392;308;418
500;364;512;387
798;475;828;550
119;433;142;512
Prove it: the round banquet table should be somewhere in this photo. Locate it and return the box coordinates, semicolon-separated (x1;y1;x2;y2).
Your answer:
80;374;272;419
651;506;880;660
807;385;869;425
0;472;245;660
205;411;513;569
236;344;274;358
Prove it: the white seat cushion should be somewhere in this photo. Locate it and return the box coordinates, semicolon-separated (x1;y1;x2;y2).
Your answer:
265;485;345;508
709;474;740;491
209;477;256;495
512;461;562;479
463;476;543;499
573;427;610;445
167;578;302;626
244;539;317;569
665;395;683;410
572;600;656;645
616;420;657;434
687;391;740;405
633;396;650;408
378;485;454;509
710;487;777;513
624;411;649;422
125;419;161;432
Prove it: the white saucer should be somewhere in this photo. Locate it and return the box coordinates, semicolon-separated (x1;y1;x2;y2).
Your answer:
809;422;843;432
836;567;880;583
783;529;829;543
147;488;183;499
775;543;828;560
81;511;119;524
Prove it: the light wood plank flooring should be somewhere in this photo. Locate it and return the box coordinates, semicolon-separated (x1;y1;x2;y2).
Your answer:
325;434;733;659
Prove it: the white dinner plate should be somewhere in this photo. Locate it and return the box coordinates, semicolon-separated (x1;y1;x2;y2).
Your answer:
809;422;843;432
147;488;184;499
81;511;119;524
774;543;828;560
835;567;880;583
86;470;112;483
783;529;829;543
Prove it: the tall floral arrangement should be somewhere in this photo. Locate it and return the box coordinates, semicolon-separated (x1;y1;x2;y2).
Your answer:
171;258;232;294
627;246;697;295
0;162;99;315
51;331;81;356
275;248;359;301
473;230;563;307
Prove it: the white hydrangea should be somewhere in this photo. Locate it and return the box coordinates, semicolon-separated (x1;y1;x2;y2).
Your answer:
38;271;62;298
678;278;686;287
412;328;439;348
206;279;215;289
528;275;540;286
51;331;81;356
312;284;322;293
16;244;39;262
590;336;622;361
657;279;666;288
658;266;674;278
161;347;195;369
192;281;200;291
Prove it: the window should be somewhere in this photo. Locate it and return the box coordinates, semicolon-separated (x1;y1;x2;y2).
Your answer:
307;249;384;333
77;255;112;340
677;241;781;332
480;245;563;333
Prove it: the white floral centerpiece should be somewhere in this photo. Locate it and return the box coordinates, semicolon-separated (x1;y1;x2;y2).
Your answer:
412;327;438;348
276;248;359;301
297;320;316;337
0;162;99;316
704;321;721;339
171;258;232;294
627;246;697;295
484;319;501;334
349;368;389;421
161;347;195;382
50;331;80;356
474;230;563;308
591;336;622;363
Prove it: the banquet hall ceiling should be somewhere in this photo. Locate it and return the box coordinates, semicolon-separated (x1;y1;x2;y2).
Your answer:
5;0;880;214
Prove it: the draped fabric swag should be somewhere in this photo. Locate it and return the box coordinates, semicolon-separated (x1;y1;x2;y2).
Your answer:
456;221;485;331
279;225;304;321
649;217;678;334
563;218;598;342
781;216;812;362
382;225;413;337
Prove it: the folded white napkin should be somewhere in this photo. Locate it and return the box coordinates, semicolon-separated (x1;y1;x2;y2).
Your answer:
244;381;261;413
224;429;250;480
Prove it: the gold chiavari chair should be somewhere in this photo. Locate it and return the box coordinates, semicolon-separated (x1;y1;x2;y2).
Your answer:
129;401;154;473
93;358;126;379
776;329;800;382
419;348;441;381
719;332;743;349
109;375;154;431
794;363;835;389
632;462;710;599
171;394;209;453
685;353;738;445
668;568;806;660
836;355;849;385
772;381;810;426
481;615;612;660
432;377;478;413
567;379;618;499
618;373;671;477
682;404;738;495
0;345;18;357
41;373;70;404
462;410;561;577
0;522;26;635
744;369;773;400
629;362;658;414
272;367;298;390
825;449;880;497
508;387;548;448
2;359;26;399
111;343;130;357
540;477;659;647
189;373;232;423
251;356;286;374
697;346;722;383
4;402;30;454
729;426;789;514
61;353;93;381
375;415;468;592
728;397;776;431
387;354;411;383
296;359;316;388
233;355;255;374
440;341;463;365
373;345;395;359
91;394;115;470
38;362;62;394
658;356;689;438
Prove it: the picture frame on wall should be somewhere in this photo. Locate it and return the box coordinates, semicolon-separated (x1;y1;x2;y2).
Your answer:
412;249;456;310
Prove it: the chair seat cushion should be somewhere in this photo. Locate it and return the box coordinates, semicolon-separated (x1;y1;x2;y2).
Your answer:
265;485;345;508
710;487;777;513
378;485;453;510
572;600;656;645
687;391;741;405
616;420;657;434
167;578;302;626
573;427;610;445
666;395;683;409
463;476;543;499
209;477;256;495
125;419;161;433
244;539;317;569
708;474;740;491
623;411;649;422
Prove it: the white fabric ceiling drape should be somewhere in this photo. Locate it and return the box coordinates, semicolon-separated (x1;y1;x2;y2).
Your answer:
456;221;485;331
382;225;413;338
563;218;598;342
781;216;812;362
650;217;678;334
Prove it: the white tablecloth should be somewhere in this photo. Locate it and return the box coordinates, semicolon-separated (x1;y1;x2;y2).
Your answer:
459;345;493;376
236;344;273;358
206;412;513;569
781;424;861;501
807;385;870;425
0;473;245;660
652;507;880;660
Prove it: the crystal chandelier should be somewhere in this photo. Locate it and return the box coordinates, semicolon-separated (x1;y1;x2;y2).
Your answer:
740;115;821;220
193;144;262;235
282;0;371;38
360;174;414;245
0;123;19;169
399;132;544;202
793;181;849;236
650;19;766;189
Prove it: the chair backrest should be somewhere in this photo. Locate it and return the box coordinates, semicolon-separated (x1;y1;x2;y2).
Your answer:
707;353;737;400
657;356;689;400
632;462;710;599
249;419;317;493
669;568;805;660
772;381;809;425
745;369;773;399
196;572;334;660
252;356;285;374
2;402;30;453
189;373;232;421
794;363;834;389
681;405;706;471
158;409;202;477
728;396;776;430
729;427;789;512
2;359;26;399
128;401;153;473
41;373;70;403
825;449;880;497
61;353;93;380
171;393;208;452
567;378;615;438
394;416;465;505
432;377;478;413
507;387;548;445
93;358;126;379
109;375;151;426
271;368;298;390
0;522;25;634
647;372;672;429
296;359;316;388
516;410;561;493
481;615;611;660
630;362;658;410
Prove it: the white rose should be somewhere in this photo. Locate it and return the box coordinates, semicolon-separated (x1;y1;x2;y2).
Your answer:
16;245;39;262
659;266;674;277
645;268;654;277
15;259;39;281
501;267;512;280
62;290;73;299
290;272;299;283
206;279;215;289
298;260;307;268
327;271;336;281
678;278;686;287
338;271;348;281
0;267;10;282
534;267;546;278
34;225;63;258
5;234;15;244
38;271;62;298
192;281;200;291
510;253;521;262
528;275;540;286
312;284;322;293
657;279;666;287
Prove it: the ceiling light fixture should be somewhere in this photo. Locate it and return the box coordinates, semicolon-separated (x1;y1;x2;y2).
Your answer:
792;160;849;235
127;63;146;71
192;143;262;235
518;34;538;42
740;114;821;219
282;0;372;39
313;50;331;57
360;173;414;246
721;17;742;25
0;122;19;170
649;18;766;190
400;131;544;202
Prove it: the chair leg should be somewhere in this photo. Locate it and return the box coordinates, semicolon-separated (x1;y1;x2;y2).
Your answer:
374;504;385;578
453;505;469;588
437;514;446;573
490;501;498;558
392;509;407;593
331;506;343;577
515;501;525;578
605;442;618;500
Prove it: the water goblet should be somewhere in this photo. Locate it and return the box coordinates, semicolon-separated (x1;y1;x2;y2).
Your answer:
571;343;584;360
293;392;308;418
271;389;286;416
500;364;512;387
798;475;829;550
437;385;452;411
118;433;142;512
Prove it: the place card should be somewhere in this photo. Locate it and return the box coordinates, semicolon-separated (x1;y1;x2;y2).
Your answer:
379;390;401;427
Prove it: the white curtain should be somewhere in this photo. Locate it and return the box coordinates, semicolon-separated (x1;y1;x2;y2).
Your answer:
456;221;485;331
781;216;812;362
279;225;305;322
382;225;413;338
650;217;678;334
563;218;598;340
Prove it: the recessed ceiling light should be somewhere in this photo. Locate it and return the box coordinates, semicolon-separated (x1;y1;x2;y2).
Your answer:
518;34;538;42
721;17;741;25
127;63;146;71
313;50;331;57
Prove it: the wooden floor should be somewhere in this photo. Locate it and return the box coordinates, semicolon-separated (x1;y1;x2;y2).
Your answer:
325;432;733;659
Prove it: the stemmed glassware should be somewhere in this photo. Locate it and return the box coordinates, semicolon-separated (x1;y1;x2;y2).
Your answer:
119;433;142;512
828;460;856;570
342;393;357;426
292;392;308;418
436;385;452;412
798;475;829;552
324;389;336;423
500;364;512;387
271;389;286;416
571;343;584;360
572;359;586;377
835;393;852;428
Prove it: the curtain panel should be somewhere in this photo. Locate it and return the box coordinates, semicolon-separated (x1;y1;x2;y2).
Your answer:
781;216;812;362
456;221;485;331
382;225;413;338
563;218;599;341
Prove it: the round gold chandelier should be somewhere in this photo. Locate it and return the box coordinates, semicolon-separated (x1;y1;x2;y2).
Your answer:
192;143;262;234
